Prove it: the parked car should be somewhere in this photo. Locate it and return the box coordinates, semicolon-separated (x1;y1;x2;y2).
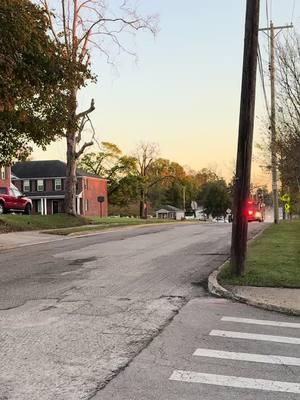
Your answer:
0;187;32;215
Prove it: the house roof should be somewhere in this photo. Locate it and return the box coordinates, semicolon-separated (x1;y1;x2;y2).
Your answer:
157;205;184;212
12;160;103;179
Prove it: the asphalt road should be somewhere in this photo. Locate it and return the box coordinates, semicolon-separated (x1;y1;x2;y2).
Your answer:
99;297;300;400
0;222;265;400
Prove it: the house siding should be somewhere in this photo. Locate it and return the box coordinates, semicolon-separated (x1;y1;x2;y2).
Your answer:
83;177;108;217
11;161;107;217
0;166;11;187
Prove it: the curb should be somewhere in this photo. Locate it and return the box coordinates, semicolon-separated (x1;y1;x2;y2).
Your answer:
208;262;300;316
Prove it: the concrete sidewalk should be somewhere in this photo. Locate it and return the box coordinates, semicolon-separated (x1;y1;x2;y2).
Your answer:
0;231;65;250
227;285;300;315
209;265;300;316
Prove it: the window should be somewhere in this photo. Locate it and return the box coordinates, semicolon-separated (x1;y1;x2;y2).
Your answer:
0;188;6;194
37;200;42;213
54;178;62;191
1;167;5;180
85;179;89;190
37;179;44;192
23;180;30;192
85;199;89;212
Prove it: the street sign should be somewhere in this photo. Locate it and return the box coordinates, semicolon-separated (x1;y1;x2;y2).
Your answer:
281;194;291;203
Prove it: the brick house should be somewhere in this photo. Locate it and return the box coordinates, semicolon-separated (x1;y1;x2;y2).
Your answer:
0;166;11;187
12;160;108;216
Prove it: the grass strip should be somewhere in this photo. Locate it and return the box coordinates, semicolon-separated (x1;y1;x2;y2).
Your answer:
0;214;177;234
219;221;300;288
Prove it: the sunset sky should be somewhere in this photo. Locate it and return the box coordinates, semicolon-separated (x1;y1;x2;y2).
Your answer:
33;0;300;185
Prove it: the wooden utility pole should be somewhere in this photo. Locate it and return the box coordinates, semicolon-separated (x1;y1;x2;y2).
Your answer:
270;22;279;224
259;22;293;224
230;0;260;276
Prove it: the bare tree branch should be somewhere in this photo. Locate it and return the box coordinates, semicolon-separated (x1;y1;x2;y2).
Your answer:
76;98;95;120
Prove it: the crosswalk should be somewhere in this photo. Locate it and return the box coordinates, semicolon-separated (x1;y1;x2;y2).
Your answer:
169;315;300;395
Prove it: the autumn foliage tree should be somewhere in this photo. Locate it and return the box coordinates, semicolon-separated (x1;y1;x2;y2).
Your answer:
0;0;72;164
78;142;140;207
39;0;158;215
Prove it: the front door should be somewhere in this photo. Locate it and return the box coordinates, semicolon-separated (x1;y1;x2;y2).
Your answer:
53;200;59;214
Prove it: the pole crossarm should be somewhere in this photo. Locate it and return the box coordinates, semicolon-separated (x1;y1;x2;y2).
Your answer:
259;24;293;32
259;24;293;39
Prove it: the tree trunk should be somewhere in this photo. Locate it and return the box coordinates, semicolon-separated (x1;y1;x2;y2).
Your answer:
139;199;144;219
139;188;148;219
65;90;78;216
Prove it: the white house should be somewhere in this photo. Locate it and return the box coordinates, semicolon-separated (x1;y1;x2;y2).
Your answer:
156;205;185;220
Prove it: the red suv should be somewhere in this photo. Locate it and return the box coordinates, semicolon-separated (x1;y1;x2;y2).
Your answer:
0;187;32;215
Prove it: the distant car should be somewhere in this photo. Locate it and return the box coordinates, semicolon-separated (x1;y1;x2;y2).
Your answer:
184;211;196;220
0;187;32;215
184;210;207;221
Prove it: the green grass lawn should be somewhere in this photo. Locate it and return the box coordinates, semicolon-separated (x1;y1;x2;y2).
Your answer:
219;220;300;288
0;214;89;233
0;214;177;234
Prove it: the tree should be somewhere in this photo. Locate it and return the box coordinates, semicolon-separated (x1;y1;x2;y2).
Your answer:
79;142;123;177
40;0;158;215
200;180;231;218
133;142;160;218
275;31;300;202
78;142;140;207
0;0;73;164
148;160;186;210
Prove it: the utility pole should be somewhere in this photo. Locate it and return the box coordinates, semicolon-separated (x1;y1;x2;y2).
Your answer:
259;22;293;224
270;22;279;224
230;0;260;276
183;186;186;212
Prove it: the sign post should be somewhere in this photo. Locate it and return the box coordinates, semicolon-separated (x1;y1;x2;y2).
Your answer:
97;196;105;218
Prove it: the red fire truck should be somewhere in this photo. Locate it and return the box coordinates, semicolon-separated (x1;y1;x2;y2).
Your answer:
246;200;265;222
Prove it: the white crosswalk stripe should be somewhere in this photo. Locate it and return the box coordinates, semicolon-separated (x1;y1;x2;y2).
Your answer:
169;315;300;395
170;370;300;394
210;329;300;344
221;316;300;329
193;348;300;366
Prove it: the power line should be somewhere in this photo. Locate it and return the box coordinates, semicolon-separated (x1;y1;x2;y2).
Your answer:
265;0;270;54
270;0;273;21
258;43;270;119
265;0;269;26
291;0;296;23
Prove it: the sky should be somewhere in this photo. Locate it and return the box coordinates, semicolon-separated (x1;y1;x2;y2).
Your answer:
33;0;300;185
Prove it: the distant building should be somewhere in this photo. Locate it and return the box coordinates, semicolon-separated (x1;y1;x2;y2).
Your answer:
12;160;108;217
156;205;185;220
0;166;11;187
